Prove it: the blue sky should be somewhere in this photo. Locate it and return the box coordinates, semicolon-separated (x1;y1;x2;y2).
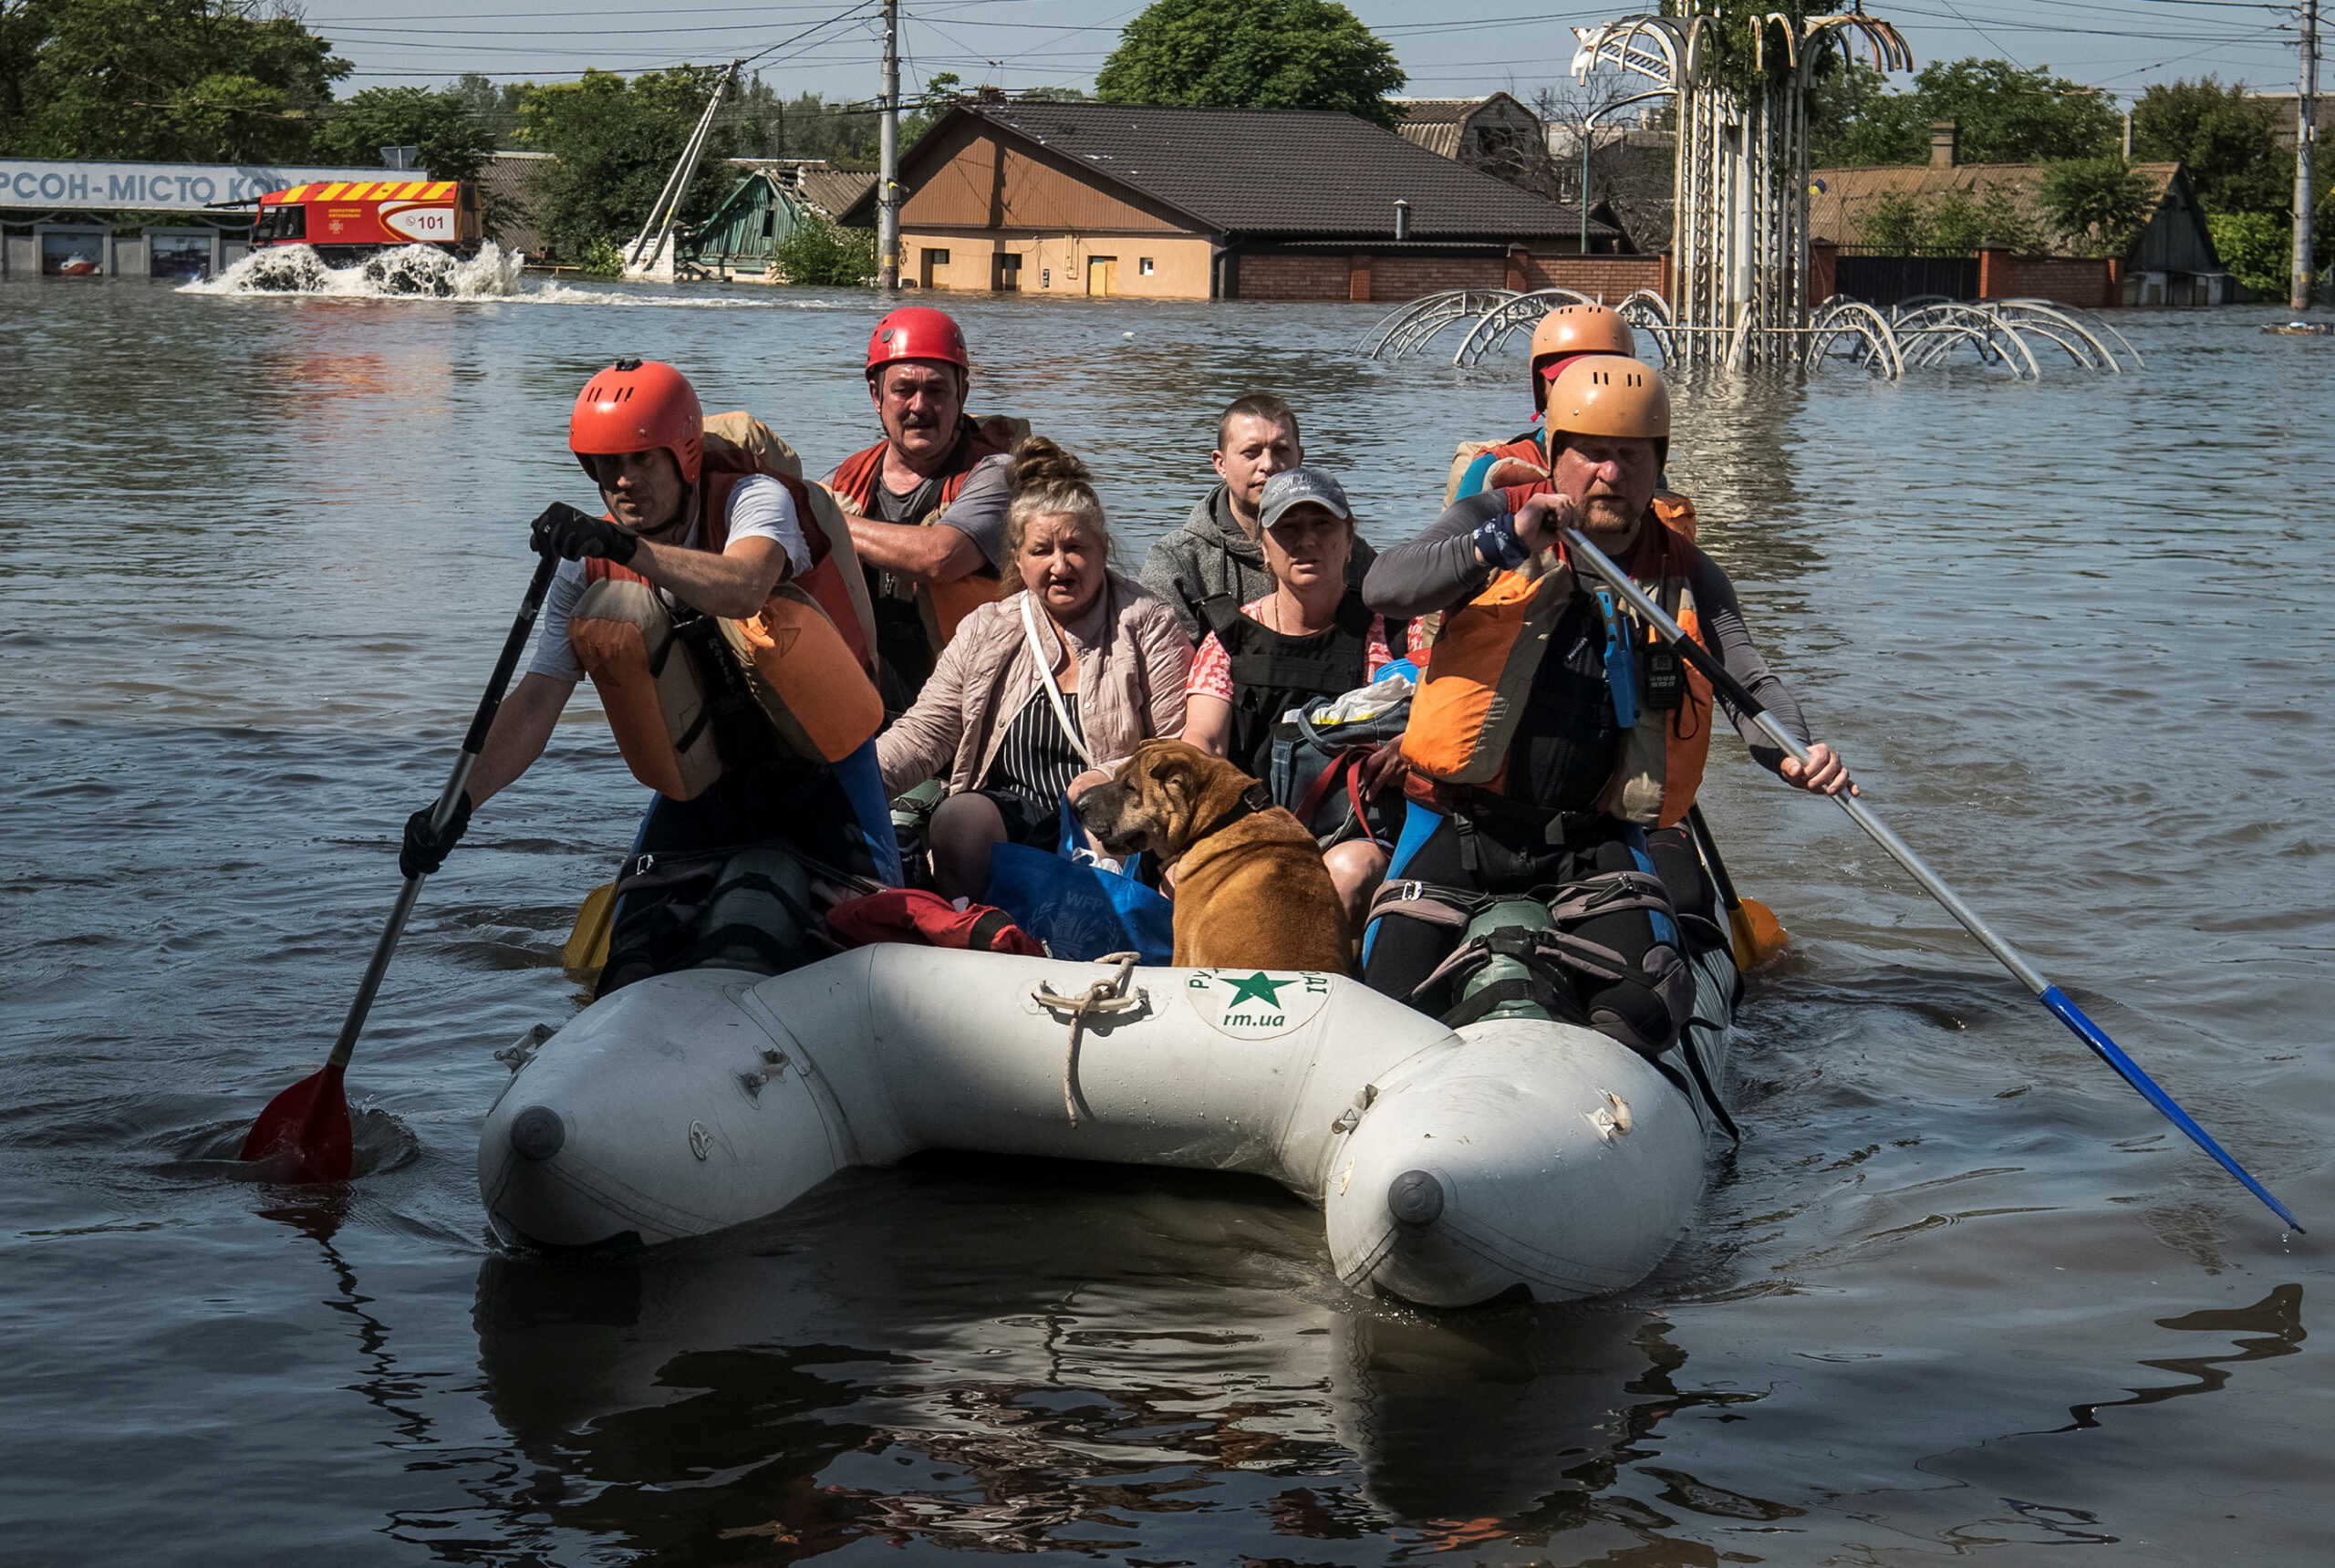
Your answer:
300;0;2311;109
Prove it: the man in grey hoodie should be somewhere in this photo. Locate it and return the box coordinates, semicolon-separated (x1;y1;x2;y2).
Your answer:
1139;393;1375;640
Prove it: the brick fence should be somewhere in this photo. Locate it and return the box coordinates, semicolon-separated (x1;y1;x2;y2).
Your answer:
1977;249;2117;308
1515;254;1666;302
1237;248;1668;304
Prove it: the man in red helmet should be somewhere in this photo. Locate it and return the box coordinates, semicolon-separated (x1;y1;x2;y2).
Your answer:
398;358;898;889
825;306;1015;709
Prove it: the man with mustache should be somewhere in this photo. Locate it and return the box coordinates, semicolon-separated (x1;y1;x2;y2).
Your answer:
1360;357;1851;1057
825;306;1015;711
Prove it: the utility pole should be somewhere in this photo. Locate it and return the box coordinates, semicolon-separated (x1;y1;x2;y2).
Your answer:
2296;0;2320;311
878;0;901;292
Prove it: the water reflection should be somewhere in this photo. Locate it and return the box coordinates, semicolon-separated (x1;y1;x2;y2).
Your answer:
463;1159;1792;1562
2054;1282;2306;1432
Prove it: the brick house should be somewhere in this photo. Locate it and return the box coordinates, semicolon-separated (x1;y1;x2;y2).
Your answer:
835;99;1622;302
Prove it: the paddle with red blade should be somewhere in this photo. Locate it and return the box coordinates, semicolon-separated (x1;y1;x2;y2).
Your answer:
241;545;560;1183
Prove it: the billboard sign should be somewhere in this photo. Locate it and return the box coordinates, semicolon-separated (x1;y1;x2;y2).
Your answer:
0;159;428;212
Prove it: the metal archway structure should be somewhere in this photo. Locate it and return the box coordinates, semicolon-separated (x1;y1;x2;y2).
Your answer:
1450;287;1598;366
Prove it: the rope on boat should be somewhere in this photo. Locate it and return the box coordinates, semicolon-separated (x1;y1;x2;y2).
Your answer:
1033;952;1143;1127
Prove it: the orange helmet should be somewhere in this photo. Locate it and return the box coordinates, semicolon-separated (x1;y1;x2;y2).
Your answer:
867;306;969;379
1543;354;1670;464
570;358;703;483
1529;304;1635;406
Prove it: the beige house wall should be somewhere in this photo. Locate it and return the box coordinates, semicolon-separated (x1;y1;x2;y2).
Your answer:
903;230;1216;300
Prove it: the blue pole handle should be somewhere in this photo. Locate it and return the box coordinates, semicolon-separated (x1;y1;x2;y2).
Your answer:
2038;987;2303;1232
1562;526;2305;1234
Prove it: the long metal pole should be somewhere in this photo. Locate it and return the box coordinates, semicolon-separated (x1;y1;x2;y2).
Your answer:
1562;526;2303;1233
2295;0;2320;311
877;0;901;292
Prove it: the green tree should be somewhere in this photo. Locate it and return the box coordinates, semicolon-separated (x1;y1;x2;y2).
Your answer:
2039;155;2155;255
770;212;874;286
2131;77;2284;213
4;0;346;161
516;65;739;261
452;72;529;148
1095;0;1406;130
1825;57;2118;167
311;87;496;184
2207;209;2288;293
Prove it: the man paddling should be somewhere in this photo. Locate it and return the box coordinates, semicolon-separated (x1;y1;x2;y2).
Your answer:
1140;393;1375;642
1363;356;1851;1056
825;306;1014;710
398;358;898;890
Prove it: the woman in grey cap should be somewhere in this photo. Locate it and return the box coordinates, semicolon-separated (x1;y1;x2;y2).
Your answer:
1182;466;1420;933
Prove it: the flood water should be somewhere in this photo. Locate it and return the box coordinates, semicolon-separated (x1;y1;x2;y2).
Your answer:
4;268;2330;1565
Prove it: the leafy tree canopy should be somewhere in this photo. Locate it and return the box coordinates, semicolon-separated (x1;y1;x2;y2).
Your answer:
311;87;497;185
2039;154;2155;255
1095;0;1406;130
2131;77;2292;213
3;0;347;162
516;65;738;261
1819;57;2119;167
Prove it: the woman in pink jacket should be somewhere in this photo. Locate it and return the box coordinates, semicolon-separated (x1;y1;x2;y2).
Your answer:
877;438;1193;899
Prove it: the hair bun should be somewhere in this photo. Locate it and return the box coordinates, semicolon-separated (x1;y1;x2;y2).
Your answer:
1009;434;1090;495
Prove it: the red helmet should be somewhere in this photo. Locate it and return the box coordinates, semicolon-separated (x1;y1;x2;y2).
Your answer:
866;306;969;379
570;358;703;483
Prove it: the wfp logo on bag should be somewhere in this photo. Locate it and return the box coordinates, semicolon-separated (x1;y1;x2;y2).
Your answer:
1185;970;1335;1039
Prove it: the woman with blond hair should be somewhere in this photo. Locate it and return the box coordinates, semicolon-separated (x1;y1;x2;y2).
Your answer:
877;437;1193;899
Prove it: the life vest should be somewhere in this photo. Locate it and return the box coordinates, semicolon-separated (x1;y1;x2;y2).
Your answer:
827;416;1018;649
1443;430;1546;506
1398;512;1714;829
566;415;885;802
1199;590;1391;780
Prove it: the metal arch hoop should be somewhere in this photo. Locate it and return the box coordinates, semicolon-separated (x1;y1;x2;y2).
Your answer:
1450;287;1597;367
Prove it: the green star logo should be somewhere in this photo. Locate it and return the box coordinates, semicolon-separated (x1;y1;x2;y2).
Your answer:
1224;971;1289;1009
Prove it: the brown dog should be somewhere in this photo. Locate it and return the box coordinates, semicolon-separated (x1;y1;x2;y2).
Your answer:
1076;739;1352;972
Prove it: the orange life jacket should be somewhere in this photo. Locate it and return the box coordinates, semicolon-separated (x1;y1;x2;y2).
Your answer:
566;421;885;801
828;419;1014;647
1400;513;1715;828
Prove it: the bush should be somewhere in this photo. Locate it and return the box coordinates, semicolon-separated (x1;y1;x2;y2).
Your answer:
577;238;625;278
2208;210;2289;295
770;215;875;287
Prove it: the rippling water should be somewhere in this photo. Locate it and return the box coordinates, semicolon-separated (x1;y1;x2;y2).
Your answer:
4;274;2329;1565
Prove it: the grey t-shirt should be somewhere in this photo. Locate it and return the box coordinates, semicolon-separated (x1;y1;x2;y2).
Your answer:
866;449;1012;594
1363;492;1813;774
526;473;811;684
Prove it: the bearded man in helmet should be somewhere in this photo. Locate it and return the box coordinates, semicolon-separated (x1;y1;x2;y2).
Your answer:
1445;304;1697;542
825;306;1017;710
398;358;900;898
1362;356;1852;1058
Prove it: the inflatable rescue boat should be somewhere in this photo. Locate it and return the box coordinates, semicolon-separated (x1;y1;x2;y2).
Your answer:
480;937;1737;1309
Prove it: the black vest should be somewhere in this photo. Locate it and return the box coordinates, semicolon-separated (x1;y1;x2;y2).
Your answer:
1200;591;1390;780
1504;589;1623;812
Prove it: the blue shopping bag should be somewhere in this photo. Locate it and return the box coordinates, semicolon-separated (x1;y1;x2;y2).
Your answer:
982;797;1175;964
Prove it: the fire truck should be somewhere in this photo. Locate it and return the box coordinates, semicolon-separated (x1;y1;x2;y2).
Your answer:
250;179;483;260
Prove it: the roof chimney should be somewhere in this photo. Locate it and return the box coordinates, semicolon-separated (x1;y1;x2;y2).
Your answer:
1394;198;1411;240
1930;120;1958;169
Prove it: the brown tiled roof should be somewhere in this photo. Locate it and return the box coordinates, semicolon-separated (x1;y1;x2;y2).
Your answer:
1394;99;1483;160
1810;160;2181;255
846;99;1609;241
797;168;874;219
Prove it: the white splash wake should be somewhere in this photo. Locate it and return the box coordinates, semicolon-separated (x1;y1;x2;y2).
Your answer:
183;242;528;298
182;242;854;309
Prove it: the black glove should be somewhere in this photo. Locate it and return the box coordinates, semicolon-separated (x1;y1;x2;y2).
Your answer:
400;792;473;879
530;502;638;566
